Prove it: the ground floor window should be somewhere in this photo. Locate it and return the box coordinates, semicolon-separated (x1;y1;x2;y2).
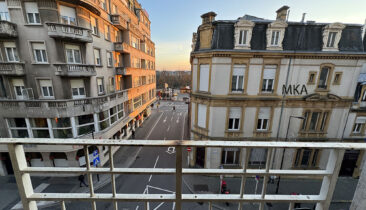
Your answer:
249;148;267;168
293;148;319;168
51;118;73;138
221;148;240;165
76;114;95;136
7;118;29;138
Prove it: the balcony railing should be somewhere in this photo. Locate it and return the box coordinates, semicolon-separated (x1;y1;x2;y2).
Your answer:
0;20;17;37
116;67;127;75
114;42;130;53
0;90;128;118
0;62;25;76
54;63;96;77
1;139;365;210
110;14;129;30
46;22;93;43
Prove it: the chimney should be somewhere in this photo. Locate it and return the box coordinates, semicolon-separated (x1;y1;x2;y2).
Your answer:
201;12;217;24
276;6;289;21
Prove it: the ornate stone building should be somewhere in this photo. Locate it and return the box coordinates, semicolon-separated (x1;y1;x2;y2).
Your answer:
0;0;156;175
189;6;366;177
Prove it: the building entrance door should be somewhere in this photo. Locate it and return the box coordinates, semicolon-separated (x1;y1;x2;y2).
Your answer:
195;147;205;168
339;150;360;177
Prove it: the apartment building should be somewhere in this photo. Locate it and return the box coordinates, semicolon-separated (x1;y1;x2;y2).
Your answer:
189;6;366;177
0;0;156;175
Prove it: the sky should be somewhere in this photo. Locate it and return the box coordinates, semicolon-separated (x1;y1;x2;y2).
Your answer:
138;0;366;71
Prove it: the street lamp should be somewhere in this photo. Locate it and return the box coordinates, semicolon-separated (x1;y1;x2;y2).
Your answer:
275;116;305;194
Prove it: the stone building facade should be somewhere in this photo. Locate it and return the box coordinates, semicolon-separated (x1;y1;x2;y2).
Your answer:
0;0;156;175
189;6;366;178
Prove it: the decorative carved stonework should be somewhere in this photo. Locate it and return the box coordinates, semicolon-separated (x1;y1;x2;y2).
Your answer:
266;21;288;50
234;19;255;50
225;131;242;138
192;32;197;51
322;22;345;52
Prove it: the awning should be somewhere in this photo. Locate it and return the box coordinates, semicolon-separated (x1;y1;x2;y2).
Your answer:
358;73;366;83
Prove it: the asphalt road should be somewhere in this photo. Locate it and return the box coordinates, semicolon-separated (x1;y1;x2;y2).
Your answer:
51;96;207;210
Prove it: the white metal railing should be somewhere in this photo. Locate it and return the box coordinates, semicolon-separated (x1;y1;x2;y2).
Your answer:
2;138;366;210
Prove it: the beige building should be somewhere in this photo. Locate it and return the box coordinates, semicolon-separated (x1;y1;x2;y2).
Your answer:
0;0;156;175
189;7;366;177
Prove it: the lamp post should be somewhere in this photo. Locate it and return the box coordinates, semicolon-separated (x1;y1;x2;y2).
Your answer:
275;116;304;194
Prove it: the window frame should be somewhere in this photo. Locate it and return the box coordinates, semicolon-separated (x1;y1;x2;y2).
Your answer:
4;42;19;62
260;64;278;94
221;148;240;165
38;79;54;98
307;71;317;85
97;77;104;95
333;72;342;85
106;51;113;67
24;2;41;24
256;107;271;132
90;15;99;35
316;64;334;91
65;44;82;64
31;41;48;64
93;48;102;66
293;148;320;169
227;107;241;131
301;110;331;133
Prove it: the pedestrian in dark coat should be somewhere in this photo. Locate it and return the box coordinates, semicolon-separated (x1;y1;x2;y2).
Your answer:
79;175;88;187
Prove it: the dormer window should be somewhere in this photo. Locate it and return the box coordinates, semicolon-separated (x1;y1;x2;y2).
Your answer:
266;21;287;50
234;19;254;49
322;23;345;51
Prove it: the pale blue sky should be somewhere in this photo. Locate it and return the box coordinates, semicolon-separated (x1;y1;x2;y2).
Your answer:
138;0;366;70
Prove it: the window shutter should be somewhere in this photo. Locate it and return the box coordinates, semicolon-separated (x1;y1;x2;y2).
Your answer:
250;148;267;162
65;44;80;50
4;42;16;48
263;65;276;79
25;2;39;13
233;65;245;76
0;2;8;13
356;117;366;124
12;79;24;86
97;78;103;86
59;5;76;19
229;107;241;118
197;104;207;128
32;42;45;50
199;64;209;92
70;79;84;88
39;80;51;87
258;107;270;119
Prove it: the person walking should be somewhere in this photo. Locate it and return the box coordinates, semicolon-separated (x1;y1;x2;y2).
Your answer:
131;127;136;139
78;174;88;187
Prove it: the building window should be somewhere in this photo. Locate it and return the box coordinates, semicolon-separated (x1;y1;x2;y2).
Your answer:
97;78;104;95
104;24;110;40
133;95;142;109
333;72;342;85
7;118;29;138
4;42;19;62
100;0;107;11
249;148;267;168
51;118;73;138
31;42;47;63
117;103;124;119
228;107;241;131
112;3;117;14
94;48;101;66
294;149;319;168
90;16;98;35
25;2;40;24
110;106;118;124
199;64;209;92
98;110;109;131
238;30;248;45
231;65;245;93
221;148;240;165
301;111;330;132
12;78;25;100
76;114;94;136
270;30;280;46
107;51;113;67
326;32;337;48
352;117;366;134
261;65;276;93
65;44;81;64
70;79;85;99
318;67;330;89
257;107;270;131
59;5;76;25
39;79;53;98
308;72;316;84
0;2;10;21
361;90;366;102
197;104;207;128
29;118;49;138
131;36;139;49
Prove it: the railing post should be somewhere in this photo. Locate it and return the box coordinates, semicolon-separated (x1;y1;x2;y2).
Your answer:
238;148;250;210
316;149;344;210
351;149;366;209
84;146;96;210
175;145;182;210
7;144;37;210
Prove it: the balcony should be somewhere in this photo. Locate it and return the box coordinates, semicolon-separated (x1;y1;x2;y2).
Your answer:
114;42;130;53
1;139;366;210
116;67;128;75
0;62;25;76
110;14;129;30
0;21;17;38
79;0;101;15
54;63;96;77
46;22;93;43
0;90;128;118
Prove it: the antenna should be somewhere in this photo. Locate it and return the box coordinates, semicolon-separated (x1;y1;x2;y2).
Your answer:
301;13;307;23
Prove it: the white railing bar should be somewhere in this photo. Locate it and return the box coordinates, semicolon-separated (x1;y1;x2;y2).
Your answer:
22;167;176;174
28;193;323;202
84;146;95;198
175;146;182;210
261;148;273;199
2;138;366;149
91;201;96;210
183;168;331;176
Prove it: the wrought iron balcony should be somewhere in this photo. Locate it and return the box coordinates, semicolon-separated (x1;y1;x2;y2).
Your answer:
116;67;128;75
1;139;365;210
0;20;17;38
110;14;129;30
46;22;93;43
114;42;130;53
0;62;25;76
54;63;96;77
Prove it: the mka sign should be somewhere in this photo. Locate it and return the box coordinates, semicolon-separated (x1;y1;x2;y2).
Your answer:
282;84;308;95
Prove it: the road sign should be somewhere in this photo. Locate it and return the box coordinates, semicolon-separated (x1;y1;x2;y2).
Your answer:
93;150;100;166
187;147;192;152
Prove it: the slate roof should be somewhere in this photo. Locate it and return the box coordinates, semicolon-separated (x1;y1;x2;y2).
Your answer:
194;16;366;53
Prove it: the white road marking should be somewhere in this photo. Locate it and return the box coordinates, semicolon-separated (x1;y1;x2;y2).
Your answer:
146;112;164;139
176;116;180;124
147;185;175;193
167;126;170;132
153;202;164;210
181;112;187;140
172;202;175;210
166;147;175;154
149;155;159;182
163;116;167;123
135;206;139;210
